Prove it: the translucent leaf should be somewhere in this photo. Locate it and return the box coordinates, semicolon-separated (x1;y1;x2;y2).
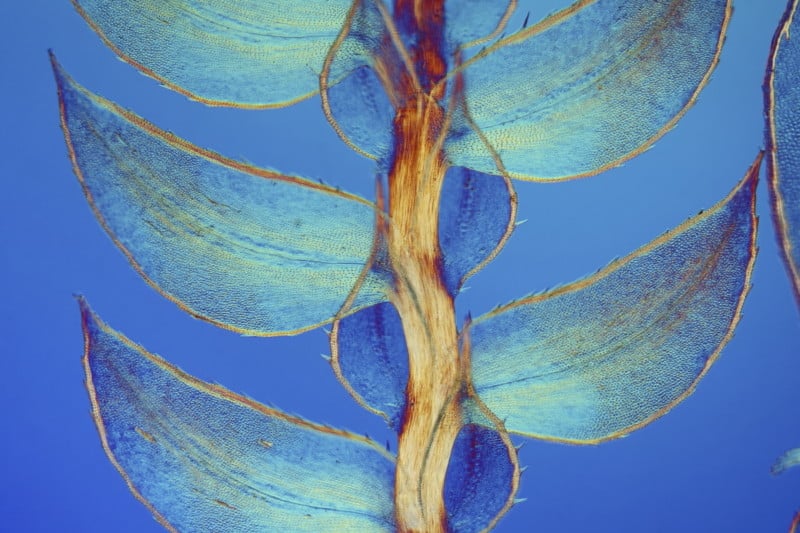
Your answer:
72;0;372;107
320;0;512;162
330;166;515;425
54;57;389;336
766;0;800;306
325;64;395;160
439;166;516;296
445;0;516;50
331;302;409;429
80;298;396;532
447;0;731;180
322;0;394;161
467;156;760;443
444;423;518;533
772;448;800;476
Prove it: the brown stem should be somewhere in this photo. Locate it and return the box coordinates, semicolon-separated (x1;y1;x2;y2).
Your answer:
384;2;458;530
388;94;462;533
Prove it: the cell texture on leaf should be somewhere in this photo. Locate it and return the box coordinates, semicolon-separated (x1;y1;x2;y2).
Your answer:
766;0;800;306
444;424;519;533
444;0;516;51
332;301;409;429
466;155;760;443
446;0;732;180
331;166;515;426
321;0;395;160
71;0;375;107
439;166;516;296
54;57;389;336
325;62;396;160
81;299;396;532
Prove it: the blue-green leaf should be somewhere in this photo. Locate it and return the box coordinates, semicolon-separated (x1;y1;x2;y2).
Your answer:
80;298;396;532
444;423;518;533
439;166;516;296
445;0;516;50
330;166;515;425
322;0;517;161
321;0;394;161
71;0;371;107
54;56;389;336
772;445;800;532
332;302;409;429
446;0;731;180
325;63;395;160
772;448;800;476
766;0;800;306
467;156;760;443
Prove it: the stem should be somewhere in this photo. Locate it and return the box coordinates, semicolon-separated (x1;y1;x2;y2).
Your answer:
386;3;459;530
389;94;462;533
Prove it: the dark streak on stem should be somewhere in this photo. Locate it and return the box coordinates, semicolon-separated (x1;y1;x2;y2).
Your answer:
388;1;461;532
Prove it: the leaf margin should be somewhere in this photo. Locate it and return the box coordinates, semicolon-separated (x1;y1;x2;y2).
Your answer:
469;153;762;444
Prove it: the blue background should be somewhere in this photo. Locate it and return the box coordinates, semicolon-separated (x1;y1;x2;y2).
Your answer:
2;1;798;531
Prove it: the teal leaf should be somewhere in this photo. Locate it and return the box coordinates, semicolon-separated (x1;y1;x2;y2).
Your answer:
325;63;395;160
321;0;517;161
446;0;731;180
467;156;760;443
445;0;516;50
766;0;800;306
320;0;516;161
80;298;396;532
772;445;800;532
54;56;389;336
772;448;800;476
444;423;518;533
439;166;516;296
71;0;371;107
331;302;409;429
330;166;515;425
319;0;394;160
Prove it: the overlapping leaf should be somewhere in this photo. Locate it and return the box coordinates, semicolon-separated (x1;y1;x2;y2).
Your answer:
444;423;518;533
331;165;515;426
59;1;759;531
324;62;395;160
445;0;516;51
71;0;375;107
321;0;394;161
54;57;389;336
331;302;409;428
332;157;760;445
439;167;516;296
446;0;732;180
766;0;800;306
467;157;760;442
80;299;396;532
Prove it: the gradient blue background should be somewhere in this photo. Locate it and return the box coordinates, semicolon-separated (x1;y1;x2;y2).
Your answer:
2;1;798;531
